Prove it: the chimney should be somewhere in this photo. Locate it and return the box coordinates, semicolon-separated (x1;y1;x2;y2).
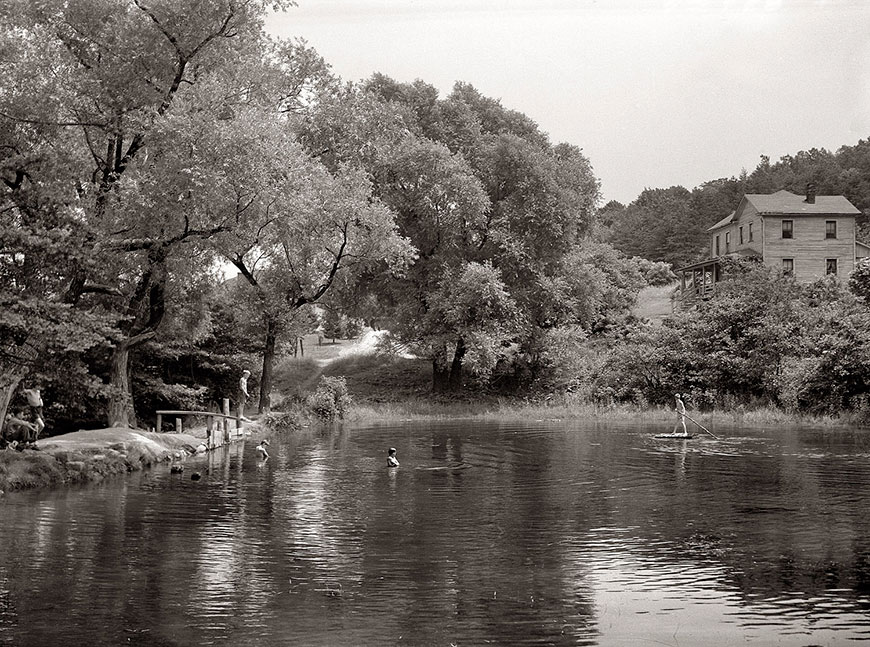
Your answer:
805;182;816;204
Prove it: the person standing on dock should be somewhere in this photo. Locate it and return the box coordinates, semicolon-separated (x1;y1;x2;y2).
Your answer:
674;393;688;437
238;370;251;419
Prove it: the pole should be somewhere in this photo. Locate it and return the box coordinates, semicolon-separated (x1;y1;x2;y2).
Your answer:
682;411;719;439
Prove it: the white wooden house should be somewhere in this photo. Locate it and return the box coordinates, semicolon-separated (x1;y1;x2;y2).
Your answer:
678;187;868;298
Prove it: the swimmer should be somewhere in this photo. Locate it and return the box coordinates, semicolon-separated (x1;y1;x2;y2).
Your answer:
256;439;270;459
387;447;399;467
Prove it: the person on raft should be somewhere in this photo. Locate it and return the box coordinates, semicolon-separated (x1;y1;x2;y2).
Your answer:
674;393;689;437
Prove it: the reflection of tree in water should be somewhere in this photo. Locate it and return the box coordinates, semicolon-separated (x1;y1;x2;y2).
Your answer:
373;427;600;644
605;430;870;618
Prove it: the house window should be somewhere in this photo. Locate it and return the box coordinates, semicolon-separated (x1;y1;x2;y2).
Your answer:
826;221;837;239
826;258;838;275
725;231;731;252
782;258;794;275
782;220;793;238
715;235;720;256
739;226;744;244
749;223;754;241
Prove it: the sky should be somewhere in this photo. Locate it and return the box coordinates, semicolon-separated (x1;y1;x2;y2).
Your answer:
266;0;870;205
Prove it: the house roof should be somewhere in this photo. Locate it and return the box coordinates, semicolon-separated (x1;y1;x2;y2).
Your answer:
707;211;735;232
744;190;860;215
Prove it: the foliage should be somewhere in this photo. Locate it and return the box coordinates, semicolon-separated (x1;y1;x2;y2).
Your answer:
632;257;677;286
594;264;870;417
320;309;363;341
849;258;870;303
0;0;301;427
298;76;619;392
308;376;352;421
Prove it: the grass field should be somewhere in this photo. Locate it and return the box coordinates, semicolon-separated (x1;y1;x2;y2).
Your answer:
632;282;678;324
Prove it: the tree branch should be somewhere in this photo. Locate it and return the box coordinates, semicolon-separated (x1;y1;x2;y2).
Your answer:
0;110;109;129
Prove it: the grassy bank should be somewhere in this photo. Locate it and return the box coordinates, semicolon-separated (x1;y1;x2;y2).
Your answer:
271;345;863;429
343;398;862;428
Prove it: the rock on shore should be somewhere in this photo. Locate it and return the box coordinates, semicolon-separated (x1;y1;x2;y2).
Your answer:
0;428;203;493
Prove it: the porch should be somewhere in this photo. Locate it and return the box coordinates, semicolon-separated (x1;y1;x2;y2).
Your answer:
676;258;721;301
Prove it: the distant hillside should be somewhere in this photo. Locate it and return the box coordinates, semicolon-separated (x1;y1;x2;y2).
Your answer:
603;138;870;267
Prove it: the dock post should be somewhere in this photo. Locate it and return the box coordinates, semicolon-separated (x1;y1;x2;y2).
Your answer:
222;398;231;443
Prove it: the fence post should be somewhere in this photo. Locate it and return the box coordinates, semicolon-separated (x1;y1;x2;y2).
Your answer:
222;398;230;443
175;417;182;434
206;415;213;448
156;413;162;433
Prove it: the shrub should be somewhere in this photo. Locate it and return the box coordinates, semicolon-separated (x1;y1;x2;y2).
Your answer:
632;257;677;286
308;376;352;421
849;257;870;303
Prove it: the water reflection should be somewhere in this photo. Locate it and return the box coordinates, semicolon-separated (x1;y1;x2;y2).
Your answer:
2;421;870;645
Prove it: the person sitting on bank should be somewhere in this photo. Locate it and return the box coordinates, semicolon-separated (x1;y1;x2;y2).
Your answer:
387;447;399;467
674;393;689;437
3;413;37;446
256;439;270;459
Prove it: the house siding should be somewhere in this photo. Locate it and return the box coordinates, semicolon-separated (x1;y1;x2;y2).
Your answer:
709;204;763;258
735;214;763;256
762;215;856;280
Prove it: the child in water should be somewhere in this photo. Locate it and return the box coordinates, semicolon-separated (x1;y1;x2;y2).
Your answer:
256;440;270;459
387;447;399;467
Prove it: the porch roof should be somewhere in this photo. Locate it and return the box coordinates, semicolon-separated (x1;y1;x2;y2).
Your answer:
675;248;761;273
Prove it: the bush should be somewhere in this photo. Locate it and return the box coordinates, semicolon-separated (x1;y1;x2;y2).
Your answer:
308;376;352;421
849;257;870;302
632;257;677;286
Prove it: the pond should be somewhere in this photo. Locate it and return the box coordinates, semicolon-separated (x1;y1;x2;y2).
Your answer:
2;420;870;646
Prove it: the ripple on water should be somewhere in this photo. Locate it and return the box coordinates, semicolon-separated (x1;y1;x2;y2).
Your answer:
3;422;870;646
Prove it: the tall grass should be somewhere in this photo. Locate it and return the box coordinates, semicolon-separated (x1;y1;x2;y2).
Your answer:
271;342;864;429
344;395;862;427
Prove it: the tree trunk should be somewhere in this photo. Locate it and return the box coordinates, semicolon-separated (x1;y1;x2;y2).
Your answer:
0;374;25;439
259;318;277;414
432;344;450;393
448;337;466;392
107;341;135;428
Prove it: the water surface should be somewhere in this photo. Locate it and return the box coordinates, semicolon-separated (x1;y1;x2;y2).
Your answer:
2;420;870;646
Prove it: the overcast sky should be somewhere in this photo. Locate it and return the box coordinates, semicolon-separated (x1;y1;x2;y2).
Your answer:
266;0;870;205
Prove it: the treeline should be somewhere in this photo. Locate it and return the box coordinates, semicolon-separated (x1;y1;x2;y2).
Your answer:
588;258;870;421
0;0;654;433
604;143;870;267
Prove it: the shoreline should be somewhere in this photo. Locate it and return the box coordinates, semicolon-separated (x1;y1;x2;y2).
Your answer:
345;400;865;429
0;424;266;495
1;402;863;495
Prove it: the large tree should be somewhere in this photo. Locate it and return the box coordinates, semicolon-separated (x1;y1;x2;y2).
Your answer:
299;77;606;392
0;0;295;427
215;143;412;412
